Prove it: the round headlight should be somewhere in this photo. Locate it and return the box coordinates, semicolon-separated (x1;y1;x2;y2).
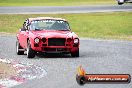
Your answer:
74;38;79;44
34;38;40;43
67;38;72;42
42;38;46;43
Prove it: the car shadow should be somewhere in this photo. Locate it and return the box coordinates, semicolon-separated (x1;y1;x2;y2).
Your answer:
35;53;72;59
23;51;80;59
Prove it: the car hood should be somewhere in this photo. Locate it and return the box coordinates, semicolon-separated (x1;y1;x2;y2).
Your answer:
30;30;74;38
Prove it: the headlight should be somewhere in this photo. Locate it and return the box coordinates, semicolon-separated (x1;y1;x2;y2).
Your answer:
42;37;46;43
34;38;40;43
67;38;72;42
74;38;79;44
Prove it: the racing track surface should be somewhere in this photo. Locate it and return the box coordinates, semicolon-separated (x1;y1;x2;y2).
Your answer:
0;35;132;88
0;5;132;14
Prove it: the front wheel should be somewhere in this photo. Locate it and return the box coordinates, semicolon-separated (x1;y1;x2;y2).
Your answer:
118;2;124;5
27;40;36;58
71;48;79;57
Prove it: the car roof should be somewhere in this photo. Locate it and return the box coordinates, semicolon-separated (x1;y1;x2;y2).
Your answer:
28;17;67;22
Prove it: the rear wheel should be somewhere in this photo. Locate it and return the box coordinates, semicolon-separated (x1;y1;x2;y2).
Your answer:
16;40;24;55
118;3;123;5
118;1;124;5
71;48;79;57
27;40;36;58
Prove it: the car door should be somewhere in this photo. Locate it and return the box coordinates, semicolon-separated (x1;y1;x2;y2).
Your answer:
19;20;29;49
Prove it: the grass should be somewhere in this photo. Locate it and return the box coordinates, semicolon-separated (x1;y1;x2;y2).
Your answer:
0;0;115;6
0;12;132;40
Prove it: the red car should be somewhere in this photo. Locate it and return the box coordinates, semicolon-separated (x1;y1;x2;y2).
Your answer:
16;17;79;58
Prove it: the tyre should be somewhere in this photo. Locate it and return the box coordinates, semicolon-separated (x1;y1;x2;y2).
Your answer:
118;0;125;5
27;40;36;58
118;1;124;5
16;40;24;55
71;48;79;57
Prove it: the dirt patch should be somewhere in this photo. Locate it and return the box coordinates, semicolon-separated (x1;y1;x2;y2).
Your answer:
0;62;16;79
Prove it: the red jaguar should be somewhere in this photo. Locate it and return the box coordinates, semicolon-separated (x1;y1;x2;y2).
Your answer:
16;17;79;58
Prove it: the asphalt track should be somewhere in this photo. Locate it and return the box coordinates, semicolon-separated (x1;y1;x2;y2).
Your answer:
0;35;132;88
0;5;132;14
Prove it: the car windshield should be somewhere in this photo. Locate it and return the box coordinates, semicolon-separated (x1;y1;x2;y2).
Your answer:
30;20;70;31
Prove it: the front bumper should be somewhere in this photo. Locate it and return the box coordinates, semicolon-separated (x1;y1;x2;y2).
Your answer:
31;37;79;53
32;43;79;53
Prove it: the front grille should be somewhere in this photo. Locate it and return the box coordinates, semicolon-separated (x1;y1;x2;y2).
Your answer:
48;38;65;46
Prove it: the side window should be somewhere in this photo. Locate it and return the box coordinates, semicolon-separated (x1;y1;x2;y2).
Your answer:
25;19;30;30
20;21;26;31
21;19;29;31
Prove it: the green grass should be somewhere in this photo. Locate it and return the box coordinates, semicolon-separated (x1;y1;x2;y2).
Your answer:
0;0;115;6
0;12;132;40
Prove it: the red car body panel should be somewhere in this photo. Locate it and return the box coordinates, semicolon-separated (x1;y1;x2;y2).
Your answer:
17;17;79;56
